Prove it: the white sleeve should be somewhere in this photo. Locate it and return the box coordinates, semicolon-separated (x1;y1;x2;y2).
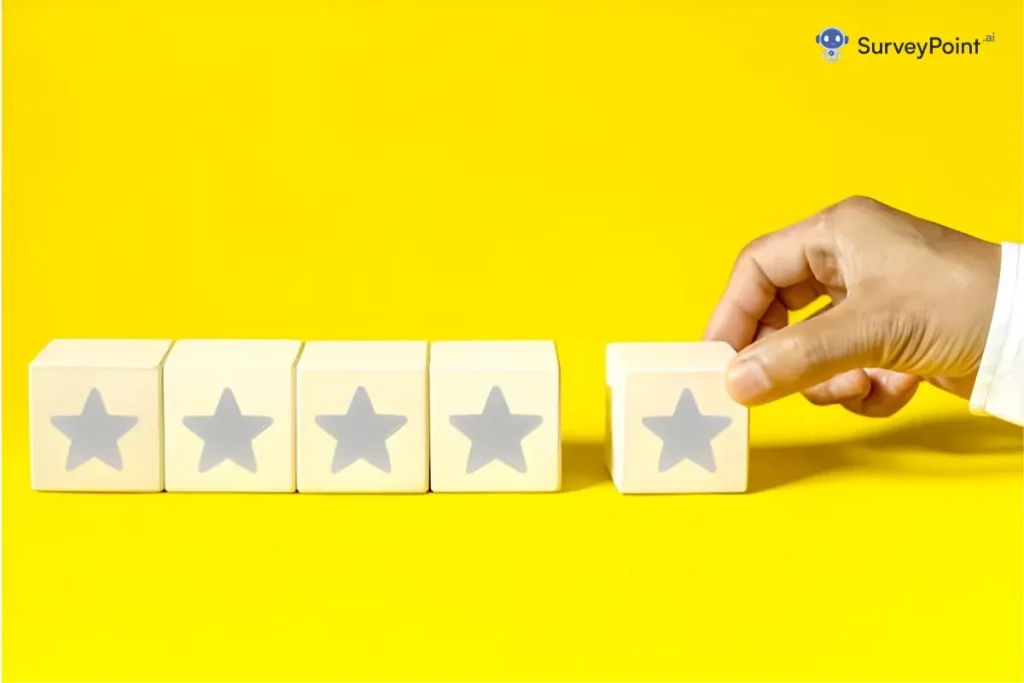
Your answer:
969;241;1024;426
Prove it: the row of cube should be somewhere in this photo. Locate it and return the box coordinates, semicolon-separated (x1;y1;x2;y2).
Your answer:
29;339;748;494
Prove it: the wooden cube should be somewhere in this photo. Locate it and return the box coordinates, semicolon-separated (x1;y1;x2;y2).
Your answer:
429;341;560;492
296;341;428;493
605;342;748;494
29;339;173;492
162;339;302;492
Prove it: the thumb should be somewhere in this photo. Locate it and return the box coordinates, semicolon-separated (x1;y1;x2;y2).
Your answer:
724;300;886;406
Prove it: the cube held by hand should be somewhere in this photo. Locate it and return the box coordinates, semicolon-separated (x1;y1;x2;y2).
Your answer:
605;342;748;494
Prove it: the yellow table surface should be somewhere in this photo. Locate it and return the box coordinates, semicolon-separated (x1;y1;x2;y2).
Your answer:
3;1;1022;680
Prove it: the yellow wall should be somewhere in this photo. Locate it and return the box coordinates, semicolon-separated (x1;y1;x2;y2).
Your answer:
4;1;1021;680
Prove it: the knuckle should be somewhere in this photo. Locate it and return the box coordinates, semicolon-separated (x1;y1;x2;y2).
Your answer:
737;234;770;262
822;195;880;229
772;332;828;381
837;195;880;213
869;307;922;369
789;333;827;369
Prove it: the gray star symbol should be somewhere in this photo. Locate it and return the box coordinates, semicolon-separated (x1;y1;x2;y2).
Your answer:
50;388;138;471
183;388;273;473
315;386;408;474
449;385;543;474
642;388;732;473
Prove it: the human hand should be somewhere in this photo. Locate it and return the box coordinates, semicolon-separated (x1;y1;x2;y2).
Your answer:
703;196;1002;417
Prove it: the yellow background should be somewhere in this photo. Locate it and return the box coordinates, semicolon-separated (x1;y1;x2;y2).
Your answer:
3;1;1022;680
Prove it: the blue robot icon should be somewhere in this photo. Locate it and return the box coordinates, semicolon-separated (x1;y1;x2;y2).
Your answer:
815;27;849;62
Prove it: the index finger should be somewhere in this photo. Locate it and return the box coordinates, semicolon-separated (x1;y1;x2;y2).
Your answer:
702;211;831;351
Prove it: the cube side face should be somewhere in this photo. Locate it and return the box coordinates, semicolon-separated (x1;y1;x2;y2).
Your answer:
606;382;629;492
30;366;163;491
622;369;748;493
163;366;295;492
604;385;613;480
296;367;428;493
429;368;560;492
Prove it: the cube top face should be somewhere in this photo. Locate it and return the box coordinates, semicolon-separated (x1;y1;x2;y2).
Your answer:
430;340;558;372
30;339;173;369
606;341;735;387
297;341;427;372
164;339;303;369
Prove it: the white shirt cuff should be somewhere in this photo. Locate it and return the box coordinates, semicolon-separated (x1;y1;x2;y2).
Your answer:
969;241;1024;426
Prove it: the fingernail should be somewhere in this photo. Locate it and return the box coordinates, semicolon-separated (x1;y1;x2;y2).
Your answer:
726;359;772;404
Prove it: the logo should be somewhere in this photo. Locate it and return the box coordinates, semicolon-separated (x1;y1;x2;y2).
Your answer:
857;34;993;59
815;27;849;63
816;26;996;63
